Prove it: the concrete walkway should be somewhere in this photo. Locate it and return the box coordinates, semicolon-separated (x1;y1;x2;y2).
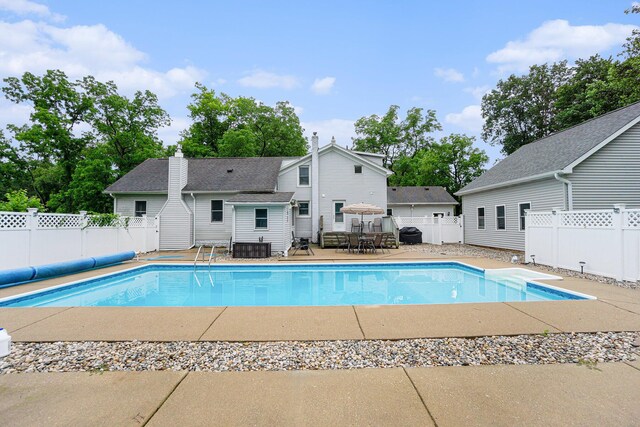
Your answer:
2;361;639;426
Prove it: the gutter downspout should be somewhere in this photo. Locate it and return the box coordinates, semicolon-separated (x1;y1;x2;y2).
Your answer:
109;193;116;214
311;132;320;243
190;193;196;248
554;173;573;210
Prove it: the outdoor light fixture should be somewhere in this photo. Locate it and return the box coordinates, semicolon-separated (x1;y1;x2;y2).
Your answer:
530;255;536;266
579;261;586;274
613;207;620;214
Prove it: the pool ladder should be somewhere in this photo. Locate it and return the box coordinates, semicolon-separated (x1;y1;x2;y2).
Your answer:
194;244;217;267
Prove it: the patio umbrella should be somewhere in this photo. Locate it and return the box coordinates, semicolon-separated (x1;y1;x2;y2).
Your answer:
340;203;385;233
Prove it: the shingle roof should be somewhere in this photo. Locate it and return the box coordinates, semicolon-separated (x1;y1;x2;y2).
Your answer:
387;186;458;204
105;157;283;193
227;192;295;203
457;101;640;195
105;158;168;192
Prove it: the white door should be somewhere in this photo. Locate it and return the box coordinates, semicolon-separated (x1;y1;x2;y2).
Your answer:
333;200;345;231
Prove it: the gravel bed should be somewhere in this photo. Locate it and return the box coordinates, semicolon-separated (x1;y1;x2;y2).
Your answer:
1;332;637;374
405;243;640;290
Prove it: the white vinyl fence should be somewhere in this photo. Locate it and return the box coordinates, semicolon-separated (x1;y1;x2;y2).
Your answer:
525;205;640;281
394;215;464;245
0;209;159;270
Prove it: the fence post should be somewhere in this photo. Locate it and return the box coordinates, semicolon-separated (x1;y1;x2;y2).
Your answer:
613;204;625;281
79;211;88;257
142;215;149;253
551;207;561;268
437;216;443;245
26;208;38;266
459;214;464;244
155;215;160;251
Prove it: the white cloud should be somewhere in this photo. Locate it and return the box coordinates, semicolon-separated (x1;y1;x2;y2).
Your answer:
310;76;335;94
301;119;356;148
487;19;637;72
237;70;299;89
0;19;206;99
445;105;484;132
464;85;490;101
293;105;304;116
0;0;65;22
434;67;464;82
157;116;190;146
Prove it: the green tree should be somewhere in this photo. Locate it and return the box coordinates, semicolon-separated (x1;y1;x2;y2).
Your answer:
481;62;571;155
352;105;441;169
622;3;640;58
178;84;307;158
389;134;488;199
0;189;44;212
2;70;93;210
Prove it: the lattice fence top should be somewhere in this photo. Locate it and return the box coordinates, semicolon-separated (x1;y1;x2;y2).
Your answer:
560;211;613;228
37;213;83;228
527;213;553;227
0;212;28;229
625;210;640;228
440;217;460;225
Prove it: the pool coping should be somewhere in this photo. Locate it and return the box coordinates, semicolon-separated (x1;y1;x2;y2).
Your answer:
0;256;637;342
0;260;596;307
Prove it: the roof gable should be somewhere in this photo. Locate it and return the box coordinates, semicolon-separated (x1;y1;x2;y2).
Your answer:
278;143;392;176
457;101;640;195
387;186;458;205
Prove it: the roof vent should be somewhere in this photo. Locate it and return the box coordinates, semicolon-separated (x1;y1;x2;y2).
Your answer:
227;169;233;173
392;188;397;191
424;187;430;190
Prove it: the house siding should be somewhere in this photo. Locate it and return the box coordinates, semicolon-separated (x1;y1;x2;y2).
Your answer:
570;122;640;209
158;156;192;250
317;150;387;232
461;178;564;251
234;205;288;254
278;163;313;238
389;204;456;217
191;193;236;242
114;194;167;217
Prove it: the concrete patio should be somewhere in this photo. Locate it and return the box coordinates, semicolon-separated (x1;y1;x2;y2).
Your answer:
0;246;639;426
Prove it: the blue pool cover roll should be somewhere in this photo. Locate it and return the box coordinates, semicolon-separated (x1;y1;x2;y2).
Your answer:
0;251;136;287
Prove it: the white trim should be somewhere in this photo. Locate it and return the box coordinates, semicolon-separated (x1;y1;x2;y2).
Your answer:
254;207;269;230
562;114;640;173
455;171;558;196
387;202;459;206
226;201;291;205
518;202;531;232
297;200;310;217
278;143;392;176
210;199;224;224
477;206;485;230
495;204;506;231
297;164;311;187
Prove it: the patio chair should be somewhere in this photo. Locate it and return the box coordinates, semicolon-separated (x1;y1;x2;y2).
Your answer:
372;233;386;254
371;217;383;232
335;233;349;252
291;236;314;256
347;233;361;253
350;218;361;232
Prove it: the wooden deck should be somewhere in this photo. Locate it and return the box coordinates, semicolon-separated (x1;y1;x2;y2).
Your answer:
320;232;398;249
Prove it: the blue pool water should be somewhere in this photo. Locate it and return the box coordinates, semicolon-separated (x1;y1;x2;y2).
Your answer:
0;262;585;307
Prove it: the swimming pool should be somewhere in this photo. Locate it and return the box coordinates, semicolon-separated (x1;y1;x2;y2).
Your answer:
0;262;593;307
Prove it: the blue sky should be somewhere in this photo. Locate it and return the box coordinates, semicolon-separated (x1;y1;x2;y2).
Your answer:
0;1;638;162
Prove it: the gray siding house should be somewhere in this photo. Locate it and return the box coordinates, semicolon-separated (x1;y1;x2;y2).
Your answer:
387;186;458;217
456;101;640;251
105;134;392;253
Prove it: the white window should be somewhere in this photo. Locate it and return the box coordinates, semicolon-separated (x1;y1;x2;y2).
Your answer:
255;208;268;229
298;201;310;216
519;202;531;231
477;207;485;230
211;200;223;222
298;165;310;186
495;205;506;230
354;165;363;174
134;201;147;217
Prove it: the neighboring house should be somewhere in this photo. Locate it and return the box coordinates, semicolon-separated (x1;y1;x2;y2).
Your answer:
456;101;640;251
105;133;392;253
387;186;458;217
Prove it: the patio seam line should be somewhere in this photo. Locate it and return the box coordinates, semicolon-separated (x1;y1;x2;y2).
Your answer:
196;306;228;341
141;371;189;427
402;367;439;427
351;306;366;339
599;299;640;316
10;306;74;332
502;302;565;333
623;361;640;372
